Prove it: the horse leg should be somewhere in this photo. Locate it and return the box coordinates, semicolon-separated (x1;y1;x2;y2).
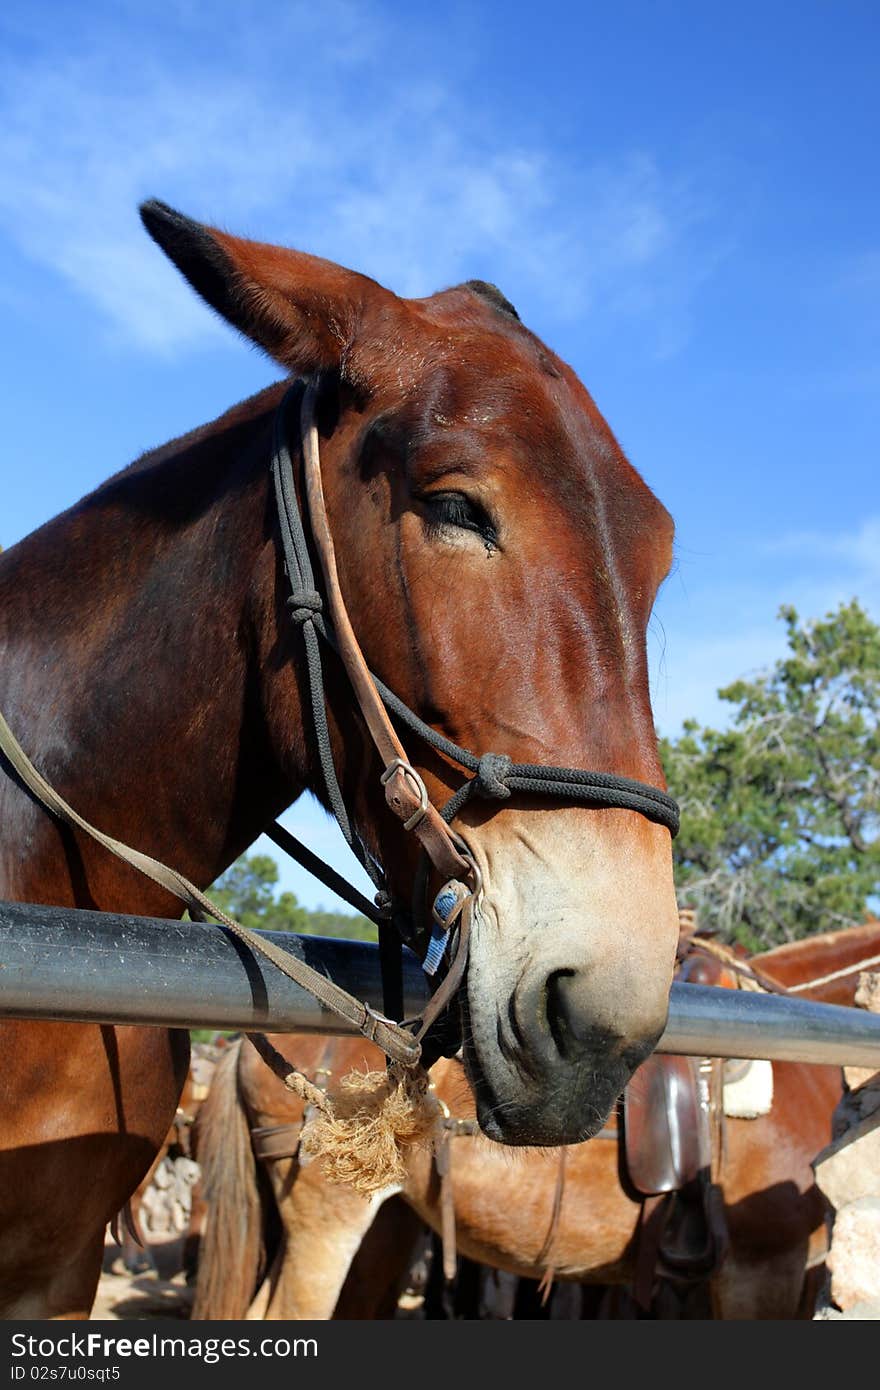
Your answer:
334;1196;426;1318
245;1240;288;1321
0;1022;189;1319
257;1157;401;1320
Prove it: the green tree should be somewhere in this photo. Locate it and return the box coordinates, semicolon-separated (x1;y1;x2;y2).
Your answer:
661;599;880;951
209;852;376;942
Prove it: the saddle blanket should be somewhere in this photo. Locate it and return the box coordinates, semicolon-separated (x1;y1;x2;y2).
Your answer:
722;1058;773;1119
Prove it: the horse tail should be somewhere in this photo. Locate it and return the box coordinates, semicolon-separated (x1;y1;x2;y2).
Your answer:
191;1039;267;1320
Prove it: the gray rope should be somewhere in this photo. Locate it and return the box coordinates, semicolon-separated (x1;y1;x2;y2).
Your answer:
373;678;679;835
439;763;680;833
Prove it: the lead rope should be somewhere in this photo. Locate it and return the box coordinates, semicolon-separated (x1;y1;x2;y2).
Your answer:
535;1148;569;1304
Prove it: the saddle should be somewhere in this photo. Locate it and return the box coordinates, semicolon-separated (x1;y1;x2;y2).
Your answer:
622;942;733;1311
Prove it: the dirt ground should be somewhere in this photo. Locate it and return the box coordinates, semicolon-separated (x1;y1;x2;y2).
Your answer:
92;1232;195;1321
92;1229;428;1321
92;1227;528;1322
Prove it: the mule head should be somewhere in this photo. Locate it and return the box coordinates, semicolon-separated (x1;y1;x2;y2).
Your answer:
141;200;680;1146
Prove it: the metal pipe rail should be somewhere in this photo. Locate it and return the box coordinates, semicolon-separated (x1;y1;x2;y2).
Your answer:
1;900;880;1068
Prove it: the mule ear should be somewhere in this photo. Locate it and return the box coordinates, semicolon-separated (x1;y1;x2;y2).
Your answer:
139;199;389;376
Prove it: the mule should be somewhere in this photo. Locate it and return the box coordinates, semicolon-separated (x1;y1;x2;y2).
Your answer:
0;201;680;1317
191;922;880;1321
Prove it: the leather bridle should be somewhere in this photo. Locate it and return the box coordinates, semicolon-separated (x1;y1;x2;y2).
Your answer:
0;378;680;1069
272;379;679;1048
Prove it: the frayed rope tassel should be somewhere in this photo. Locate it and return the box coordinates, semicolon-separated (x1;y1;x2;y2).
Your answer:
247;1033;440;1194
299;1064;440;1193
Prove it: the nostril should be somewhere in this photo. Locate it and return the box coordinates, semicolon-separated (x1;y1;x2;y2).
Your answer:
543;968;631;1060
507;991;528;1053
545;967;577;1058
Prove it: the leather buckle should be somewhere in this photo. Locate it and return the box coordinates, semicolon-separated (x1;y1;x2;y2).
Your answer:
380;758;429;831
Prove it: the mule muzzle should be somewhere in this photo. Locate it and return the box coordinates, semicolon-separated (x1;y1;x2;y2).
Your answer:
463;963;669;1146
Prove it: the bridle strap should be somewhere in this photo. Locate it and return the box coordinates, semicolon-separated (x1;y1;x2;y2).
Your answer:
284;381;679;845
299;384;475;886
411;895;474;1043
375;691;680;834
263;819;384;925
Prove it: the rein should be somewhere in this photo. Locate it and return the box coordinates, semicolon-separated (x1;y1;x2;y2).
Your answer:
0;378;680;1070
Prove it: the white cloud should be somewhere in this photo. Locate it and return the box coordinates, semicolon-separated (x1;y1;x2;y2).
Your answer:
0;42;339;351
0;3;721;355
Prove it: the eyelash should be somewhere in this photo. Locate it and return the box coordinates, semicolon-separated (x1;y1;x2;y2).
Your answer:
421;492;498;547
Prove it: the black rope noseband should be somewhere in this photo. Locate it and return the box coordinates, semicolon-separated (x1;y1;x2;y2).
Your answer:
375;687;679;834
267;381;679;951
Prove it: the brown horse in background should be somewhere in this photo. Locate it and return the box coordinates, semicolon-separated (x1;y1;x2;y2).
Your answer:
0;203;680;1316
749;920;880;1005
191;922;880;1321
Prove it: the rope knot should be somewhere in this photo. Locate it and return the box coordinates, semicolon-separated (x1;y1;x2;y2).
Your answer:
472;752;513;801
287;589;323;624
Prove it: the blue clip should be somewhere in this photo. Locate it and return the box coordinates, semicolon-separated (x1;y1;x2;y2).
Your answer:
433;886;460;924
423;883;464;977
422;923;450;977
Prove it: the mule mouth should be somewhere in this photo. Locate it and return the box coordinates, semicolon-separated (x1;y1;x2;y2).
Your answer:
458;990;662;1146
462;1043;632;1146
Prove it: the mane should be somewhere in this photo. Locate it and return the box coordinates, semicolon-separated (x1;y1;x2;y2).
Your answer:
460;279;520;321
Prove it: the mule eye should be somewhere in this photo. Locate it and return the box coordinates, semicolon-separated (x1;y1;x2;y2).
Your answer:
422;491;498;546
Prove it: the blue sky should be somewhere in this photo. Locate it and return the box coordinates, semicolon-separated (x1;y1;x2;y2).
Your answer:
2;1;878;912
